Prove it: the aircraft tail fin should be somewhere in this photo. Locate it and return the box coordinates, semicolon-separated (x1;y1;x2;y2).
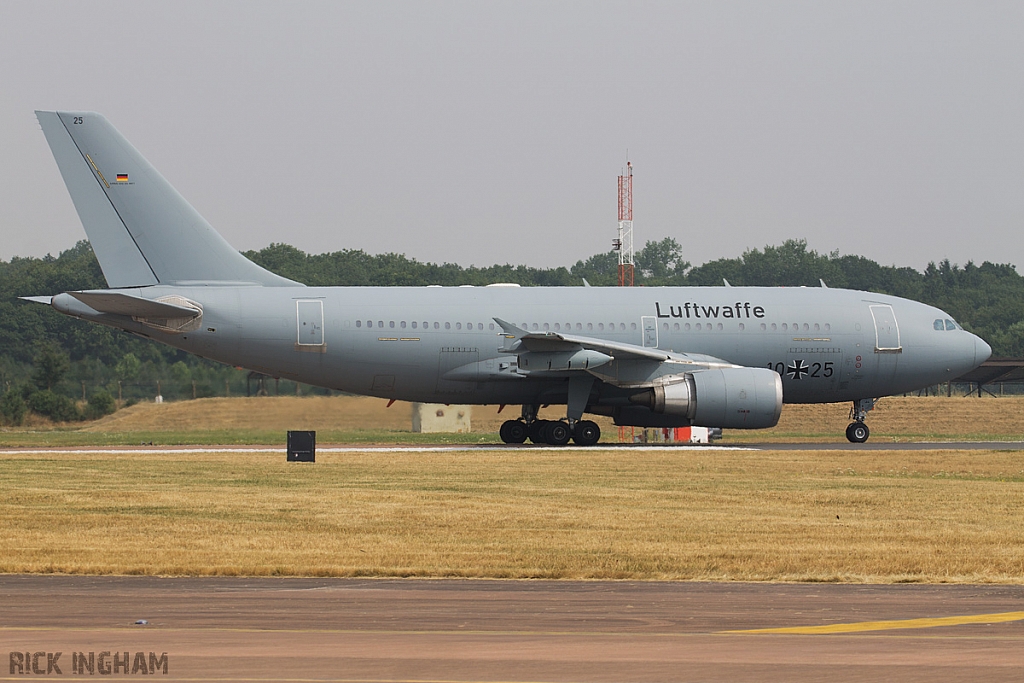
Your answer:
35;111;298;288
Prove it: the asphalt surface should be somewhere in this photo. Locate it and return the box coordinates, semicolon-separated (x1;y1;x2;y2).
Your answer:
2;576;1023;682
4;441;1024;456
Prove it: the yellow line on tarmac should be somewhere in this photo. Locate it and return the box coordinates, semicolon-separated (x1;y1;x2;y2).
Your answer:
726;611;1024;635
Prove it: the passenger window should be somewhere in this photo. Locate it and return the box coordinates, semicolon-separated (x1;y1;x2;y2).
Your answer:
945;320;957;331
401;321;406;329
554;323;561;331
631;322;637;330
598;323;604;331
587;323;593;331
434;322;439;329
934;319;944;331
673;323;680;331
619;323;625;331
663;323;669;331
378;321;384;328
356;320;361;328
445;322;451;330
411;322;416;329
456;322;462;330
389;321;395;328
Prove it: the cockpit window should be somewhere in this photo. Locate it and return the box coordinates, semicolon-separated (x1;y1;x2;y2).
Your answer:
934;319;944;331
945;319;958;331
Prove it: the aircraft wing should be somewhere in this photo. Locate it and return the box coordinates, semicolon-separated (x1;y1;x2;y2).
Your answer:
492;317;738;387
494;317;733;365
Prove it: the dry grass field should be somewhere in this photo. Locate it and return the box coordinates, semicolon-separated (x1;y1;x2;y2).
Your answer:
70;394;1024;442
1;447;1022;581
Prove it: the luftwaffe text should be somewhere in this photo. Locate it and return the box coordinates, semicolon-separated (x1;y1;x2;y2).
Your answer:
655;302;765;319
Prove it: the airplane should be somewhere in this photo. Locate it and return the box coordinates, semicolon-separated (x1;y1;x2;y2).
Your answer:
22;111;991;445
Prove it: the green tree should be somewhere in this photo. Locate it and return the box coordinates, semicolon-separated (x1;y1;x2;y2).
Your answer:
84;389;116;420
31;343;70;390
27;389;80;422
0;388;27;425
115;353;141;382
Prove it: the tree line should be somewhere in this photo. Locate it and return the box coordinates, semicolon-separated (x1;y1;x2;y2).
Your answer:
1;237;1021;422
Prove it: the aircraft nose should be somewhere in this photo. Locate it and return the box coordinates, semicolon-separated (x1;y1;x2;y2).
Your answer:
975;335;992;367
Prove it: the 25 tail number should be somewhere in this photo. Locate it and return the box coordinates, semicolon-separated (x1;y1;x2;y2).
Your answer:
768;360;833;380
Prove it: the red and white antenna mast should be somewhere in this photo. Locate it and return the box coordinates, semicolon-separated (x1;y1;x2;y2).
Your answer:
615;160;634;286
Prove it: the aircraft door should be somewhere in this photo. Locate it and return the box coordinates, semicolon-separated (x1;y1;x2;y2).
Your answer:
867;303;899;391
641;316;658;348
296;300;324;347
870;304;901;352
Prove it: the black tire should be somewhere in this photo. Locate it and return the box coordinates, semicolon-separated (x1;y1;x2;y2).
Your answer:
846;422;869;443
500;419;528;444
572;420;601;446
528;420;550;444
546;420;571;446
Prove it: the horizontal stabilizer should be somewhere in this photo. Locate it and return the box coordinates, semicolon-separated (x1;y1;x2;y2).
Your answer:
19;295;53;306
67;291;200;319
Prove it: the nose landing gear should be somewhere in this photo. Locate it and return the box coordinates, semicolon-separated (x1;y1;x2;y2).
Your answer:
845;421;869;443
846;398;877;443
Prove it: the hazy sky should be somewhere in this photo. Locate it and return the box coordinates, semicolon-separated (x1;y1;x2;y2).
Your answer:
2;1;1022;272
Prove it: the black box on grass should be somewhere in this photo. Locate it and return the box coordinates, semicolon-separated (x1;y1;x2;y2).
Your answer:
287;430;315;462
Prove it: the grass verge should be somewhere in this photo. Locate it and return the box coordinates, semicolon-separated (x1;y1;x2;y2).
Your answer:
1;448;1022;582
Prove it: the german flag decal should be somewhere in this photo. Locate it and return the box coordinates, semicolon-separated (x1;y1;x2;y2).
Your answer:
116;173;129;182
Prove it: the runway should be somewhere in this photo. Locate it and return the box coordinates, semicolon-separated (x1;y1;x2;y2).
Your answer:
2;577;1023;682
3;440;1024;455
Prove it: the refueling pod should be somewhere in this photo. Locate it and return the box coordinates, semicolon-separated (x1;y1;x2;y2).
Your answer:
629;367;783;429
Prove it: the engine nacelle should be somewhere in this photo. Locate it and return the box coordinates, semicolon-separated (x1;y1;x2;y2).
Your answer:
630;367;783;429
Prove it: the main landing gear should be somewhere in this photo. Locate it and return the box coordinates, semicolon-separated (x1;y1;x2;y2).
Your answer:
845;398;877;443
499;404;601;446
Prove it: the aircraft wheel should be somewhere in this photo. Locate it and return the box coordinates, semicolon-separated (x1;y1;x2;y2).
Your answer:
528;420;550;444
500;419;528;444
572;420;601;446
846;422;869;443
545;420;572;446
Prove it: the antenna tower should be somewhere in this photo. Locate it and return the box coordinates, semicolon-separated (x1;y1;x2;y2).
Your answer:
614;161;634;286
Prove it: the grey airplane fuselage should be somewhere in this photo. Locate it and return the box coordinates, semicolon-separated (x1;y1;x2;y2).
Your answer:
54;283;987;409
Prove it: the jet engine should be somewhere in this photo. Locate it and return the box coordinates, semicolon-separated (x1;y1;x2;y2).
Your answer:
629;367;783;429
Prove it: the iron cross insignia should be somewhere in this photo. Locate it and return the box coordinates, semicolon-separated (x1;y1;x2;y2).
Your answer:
786;359;809;380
